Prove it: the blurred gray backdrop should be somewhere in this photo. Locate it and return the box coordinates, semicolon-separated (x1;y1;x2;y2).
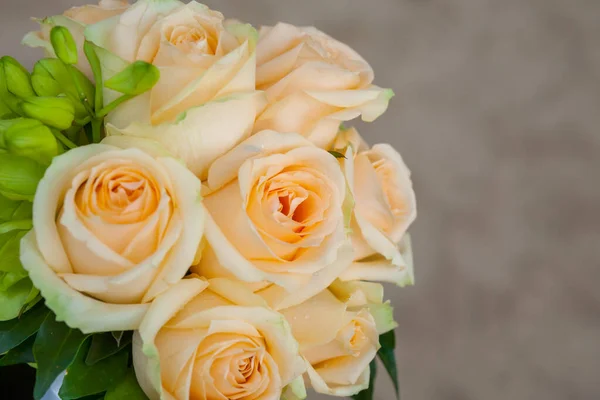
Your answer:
2;1;600;399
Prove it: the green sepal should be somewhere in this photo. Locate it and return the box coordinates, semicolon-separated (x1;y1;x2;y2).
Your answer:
328;150;347;159
50;26;78;65
32;313;88;400
104;61;160;96
59;338;129;400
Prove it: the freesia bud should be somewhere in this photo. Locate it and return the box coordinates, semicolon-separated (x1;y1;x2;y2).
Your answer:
104;61;160;96
21;97;75;130
0;98;11;119
0;153;46;201
3;119;59;165
50;26;78;66
0;56;35;99
31;59;94;117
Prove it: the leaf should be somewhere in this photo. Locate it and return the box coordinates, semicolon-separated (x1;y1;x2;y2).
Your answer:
377;330;400;399
59;338;129;400
0;304;49;354
85;331;132;366
351;359;377;400
0;334;35;366
328;150;347;159
0;278;36;322
32;313;87;400
104;61;160;96
104;369;149;400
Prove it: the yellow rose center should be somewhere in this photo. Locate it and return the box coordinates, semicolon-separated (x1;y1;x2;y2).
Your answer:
191;332;274;399
166;24;217;55
75;163;161;225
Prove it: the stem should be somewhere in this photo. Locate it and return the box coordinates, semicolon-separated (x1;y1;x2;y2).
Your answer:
74;116;92;126
52;129;77;149
84;41;104;114
96;94;134;118
91;118;102;143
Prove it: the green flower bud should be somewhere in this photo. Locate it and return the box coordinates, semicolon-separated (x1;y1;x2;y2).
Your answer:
0;98;12;119
105;61;160;96
3;119;59;165
21;96;75;130
0;56;35;99
0;153;46;201
31;59;94;118
50;26;78;65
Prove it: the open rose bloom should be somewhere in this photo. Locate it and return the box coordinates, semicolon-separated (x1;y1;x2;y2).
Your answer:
12;1;417;399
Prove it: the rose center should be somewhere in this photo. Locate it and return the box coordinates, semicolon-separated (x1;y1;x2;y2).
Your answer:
167;24;216;55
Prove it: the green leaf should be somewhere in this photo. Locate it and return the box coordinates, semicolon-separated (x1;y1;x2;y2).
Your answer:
328;150;347;159
85;331;132;366
33;313;87;400
50;26;78;65
377;330;400;399
83;41;103;113
104;369;149;400
352;359;377;400
0;304;49;354
59;338;129;400
104;61;160;96
0;334;35;366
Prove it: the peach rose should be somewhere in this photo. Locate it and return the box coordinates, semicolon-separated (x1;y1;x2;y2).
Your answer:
84;0;263;179
335;127;416;286
19;138;204;333
133;277;306;400
192;130;353;310
279;281;396;397
254;23;394;149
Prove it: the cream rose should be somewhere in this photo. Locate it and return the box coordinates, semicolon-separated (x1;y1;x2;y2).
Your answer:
23;0;130;77
254;22;394;149
133;277;306;400
191;130;353;310
278;281;396;397
19;138;204;333
335;127;416;286
84;0;263;179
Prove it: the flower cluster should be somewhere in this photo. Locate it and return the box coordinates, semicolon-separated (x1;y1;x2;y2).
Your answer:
0;1;417;399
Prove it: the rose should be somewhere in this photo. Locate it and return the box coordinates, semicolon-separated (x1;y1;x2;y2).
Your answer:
84;0;264;179
335;127;417;286
19;137;204;333
23;0;130;77
254;22;394;149
191;130;353;310
133;277;306;400
278;281;396;397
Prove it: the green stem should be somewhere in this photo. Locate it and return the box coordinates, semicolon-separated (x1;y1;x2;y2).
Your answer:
84;41;104;114
96;94;134;118
52;129;77;149
74;116;92;126
91;118;102;143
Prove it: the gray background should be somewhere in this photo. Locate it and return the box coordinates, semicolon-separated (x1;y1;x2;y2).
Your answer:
2;1;599;399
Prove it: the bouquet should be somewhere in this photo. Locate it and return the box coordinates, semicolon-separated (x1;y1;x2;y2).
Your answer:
0;1;417;399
